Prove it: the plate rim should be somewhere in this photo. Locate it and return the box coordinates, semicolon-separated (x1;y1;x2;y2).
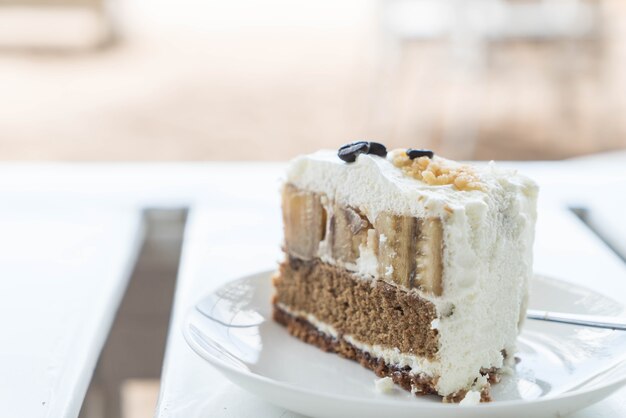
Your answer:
183;269;626;411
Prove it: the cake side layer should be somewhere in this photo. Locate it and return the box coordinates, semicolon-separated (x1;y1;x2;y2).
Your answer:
273;305;492;403
282;183;444;294
273;257;439;359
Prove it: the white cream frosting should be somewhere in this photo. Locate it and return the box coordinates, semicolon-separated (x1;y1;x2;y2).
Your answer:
284;149;538;397
460;390;482;405
374;377;395;393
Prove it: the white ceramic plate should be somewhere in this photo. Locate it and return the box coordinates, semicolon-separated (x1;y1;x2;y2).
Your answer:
183;271;626;418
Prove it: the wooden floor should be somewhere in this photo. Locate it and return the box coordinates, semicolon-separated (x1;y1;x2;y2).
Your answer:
79;210;186;418
121;380;160;418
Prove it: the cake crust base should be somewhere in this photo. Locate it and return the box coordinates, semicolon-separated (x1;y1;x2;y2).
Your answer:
273;304;492;403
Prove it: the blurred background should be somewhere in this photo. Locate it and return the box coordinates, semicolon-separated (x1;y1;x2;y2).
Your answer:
2;0;625;162
3;1;624;417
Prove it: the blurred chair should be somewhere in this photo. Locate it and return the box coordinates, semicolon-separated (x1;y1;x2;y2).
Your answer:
0;0;116;51
376;0;625;160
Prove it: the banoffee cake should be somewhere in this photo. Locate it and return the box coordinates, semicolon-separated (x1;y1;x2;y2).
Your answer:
272;142;538;403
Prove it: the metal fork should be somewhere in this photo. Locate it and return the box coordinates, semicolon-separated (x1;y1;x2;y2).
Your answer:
527;309;626;331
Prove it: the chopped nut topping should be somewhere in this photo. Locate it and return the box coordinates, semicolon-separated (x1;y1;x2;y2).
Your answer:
390;149;483;191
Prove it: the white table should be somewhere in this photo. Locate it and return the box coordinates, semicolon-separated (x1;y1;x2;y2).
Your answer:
0;163;283;418
0;164;214;417
0;202;143;418
155;157;626;418
1;159;625;417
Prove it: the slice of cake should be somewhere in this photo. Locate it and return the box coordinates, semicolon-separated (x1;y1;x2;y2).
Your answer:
272;141;538;402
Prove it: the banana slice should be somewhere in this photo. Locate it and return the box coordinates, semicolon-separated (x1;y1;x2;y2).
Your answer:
282;184;326;259
416;217;443;295
330;204;371;263
375;213;443;295
375;213;417;288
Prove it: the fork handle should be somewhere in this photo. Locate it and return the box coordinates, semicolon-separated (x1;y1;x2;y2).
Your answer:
527;309;626;331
